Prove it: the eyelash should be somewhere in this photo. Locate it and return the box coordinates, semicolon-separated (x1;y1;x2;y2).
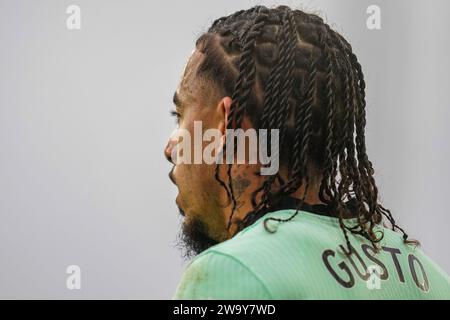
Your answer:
170;110;181;124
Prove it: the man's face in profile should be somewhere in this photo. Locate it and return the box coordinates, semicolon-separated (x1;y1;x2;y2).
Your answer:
164;49;231;257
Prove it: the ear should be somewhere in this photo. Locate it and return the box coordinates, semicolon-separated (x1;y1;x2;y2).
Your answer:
217;96;232;135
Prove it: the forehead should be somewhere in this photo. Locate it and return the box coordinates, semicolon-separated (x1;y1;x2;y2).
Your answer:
175;49;205;105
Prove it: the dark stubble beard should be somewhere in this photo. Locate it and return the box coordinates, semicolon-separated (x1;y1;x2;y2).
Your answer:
176;214;219;259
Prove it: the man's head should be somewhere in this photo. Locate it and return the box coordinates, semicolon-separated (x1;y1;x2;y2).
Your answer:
165;5;407;257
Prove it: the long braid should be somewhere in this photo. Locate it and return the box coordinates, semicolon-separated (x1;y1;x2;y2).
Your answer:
260;8;309;227
224;7;269;230
252;8;295;215
318;30;337;206
283;59;317;194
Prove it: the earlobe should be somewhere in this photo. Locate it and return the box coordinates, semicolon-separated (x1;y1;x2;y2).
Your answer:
223;96;232;121
218;96;232;135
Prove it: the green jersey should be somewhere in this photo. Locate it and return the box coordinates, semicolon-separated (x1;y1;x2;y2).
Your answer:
173;204;450;299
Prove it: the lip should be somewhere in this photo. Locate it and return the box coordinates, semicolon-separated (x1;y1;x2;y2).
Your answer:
169;167;176;185
176;196;185;217
170;168;184;217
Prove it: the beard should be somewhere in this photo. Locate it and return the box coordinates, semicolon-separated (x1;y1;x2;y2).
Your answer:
176;213;219;259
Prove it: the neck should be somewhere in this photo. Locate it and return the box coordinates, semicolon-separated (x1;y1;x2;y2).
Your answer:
224;174;324;238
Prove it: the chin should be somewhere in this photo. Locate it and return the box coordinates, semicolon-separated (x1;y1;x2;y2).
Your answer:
176;213;219;258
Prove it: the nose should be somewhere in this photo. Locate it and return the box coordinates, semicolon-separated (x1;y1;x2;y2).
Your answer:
164;129;178;164
164;140;173;163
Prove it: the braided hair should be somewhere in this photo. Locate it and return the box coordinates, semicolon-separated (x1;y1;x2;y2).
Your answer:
194;5;413;252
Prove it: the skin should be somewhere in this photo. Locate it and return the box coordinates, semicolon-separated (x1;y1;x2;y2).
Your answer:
164;49;325;244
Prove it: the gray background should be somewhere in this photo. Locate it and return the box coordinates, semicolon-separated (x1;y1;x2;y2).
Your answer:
0;0;449;299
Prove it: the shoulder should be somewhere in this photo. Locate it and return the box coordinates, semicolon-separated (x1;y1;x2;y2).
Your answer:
173;209;323;300
173;249;273;299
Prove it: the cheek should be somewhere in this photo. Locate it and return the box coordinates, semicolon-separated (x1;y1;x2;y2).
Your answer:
179;165;219;199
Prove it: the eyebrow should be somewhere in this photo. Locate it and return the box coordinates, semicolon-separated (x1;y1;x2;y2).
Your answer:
172;91;183;108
